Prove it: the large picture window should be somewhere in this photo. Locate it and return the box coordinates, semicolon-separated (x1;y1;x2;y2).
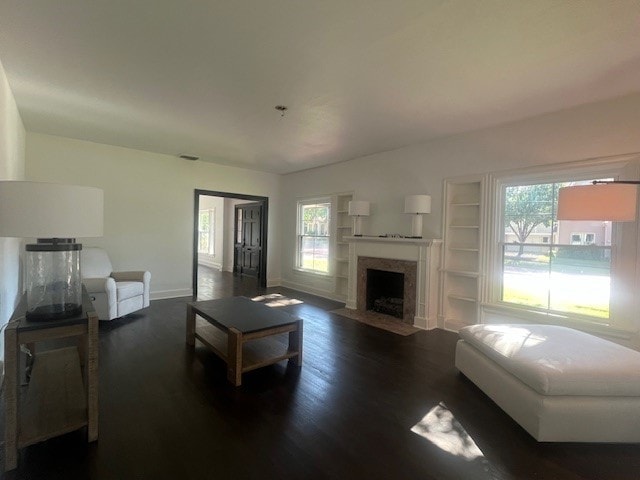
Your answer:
501;180;611;319
297;200;331;274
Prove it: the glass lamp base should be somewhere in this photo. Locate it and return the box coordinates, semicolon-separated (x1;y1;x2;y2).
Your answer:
26;302;83;321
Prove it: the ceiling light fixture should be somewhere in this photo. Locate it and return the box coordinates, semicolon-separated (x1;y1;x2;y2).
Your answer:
275;105;288;117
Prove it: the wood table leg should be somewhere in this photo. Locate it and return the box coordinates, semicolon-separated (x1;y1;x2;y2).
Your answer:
227;327;243;386
4;323;18;471
288;320;303;367
186;304;196;347
87;311;99;442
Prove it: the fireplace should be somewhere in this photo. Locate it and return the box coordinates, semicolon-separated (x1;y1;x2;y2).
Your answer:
357;256;417;324
366;269;404;319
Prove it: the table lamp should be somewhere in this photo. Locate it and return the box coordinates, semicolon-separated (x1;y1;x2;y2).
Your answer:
404;195;431;238
348;200;370;236
0;181;104;320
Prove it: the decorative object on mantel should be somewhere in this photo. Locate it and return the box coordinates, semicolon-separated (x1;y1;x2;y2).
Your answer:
404;194;431;238
557;180;639;221
0;181;104;321
348;200;370;236
330;308;420;336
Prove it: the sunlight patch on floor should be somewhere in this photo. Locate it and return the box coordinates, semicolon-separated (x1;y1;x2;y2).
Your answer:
411;402;484;461
252;293;304;307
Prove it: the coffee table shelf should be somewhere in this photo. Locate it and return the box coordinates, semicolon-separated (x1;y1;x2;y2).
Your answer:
194;319;299;372
187;297;303;386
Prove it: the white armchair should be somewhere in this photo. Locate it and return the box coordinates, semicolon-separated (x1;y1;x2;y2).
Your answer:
81;247;151;321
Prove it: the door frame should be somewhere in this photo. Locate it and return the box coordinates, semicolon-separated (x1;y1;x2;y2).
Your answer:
193;189;269;296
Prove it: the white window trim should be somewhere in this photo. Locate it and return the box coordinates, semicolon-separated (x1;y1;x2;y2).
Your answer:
198;208;215;256
295;197;332;276
483;155;640;334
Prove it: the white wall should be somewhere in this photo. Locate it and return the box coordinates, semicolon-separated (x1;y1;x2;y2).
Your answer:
280;92;640;301
26;133;282;298
0;58;26;364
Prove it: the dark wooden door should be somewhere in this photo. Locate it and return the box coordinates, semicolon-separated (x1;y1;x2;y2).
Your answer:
234;203;262;278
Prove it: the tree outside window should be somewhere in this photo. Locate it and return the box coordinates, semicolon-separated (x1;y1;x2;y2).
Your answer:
502;180;611;319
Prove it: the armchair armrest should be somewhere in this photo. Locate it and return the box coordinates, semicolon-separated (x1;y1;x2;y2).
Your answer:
111;271;151;307
83;277;117;294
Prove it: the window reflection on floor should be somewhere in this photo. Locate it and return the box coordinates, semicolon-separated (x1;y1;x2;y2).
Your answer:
252;293;304;308
411;402;484;461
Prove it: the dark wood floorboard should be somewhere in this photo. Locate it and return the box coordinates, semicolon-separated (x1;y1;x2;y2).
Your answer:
3;269;640;479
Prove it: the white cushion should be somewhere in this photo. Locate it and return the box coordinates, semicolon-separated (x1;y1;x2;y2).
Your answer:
116;281;144;301
459;324;640;396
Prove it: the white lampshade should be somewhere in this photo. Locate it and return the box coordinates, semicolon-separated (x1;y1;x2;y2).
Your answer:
404;195;431;214
0;181;104;238
348;200;370;216
557;184;637;222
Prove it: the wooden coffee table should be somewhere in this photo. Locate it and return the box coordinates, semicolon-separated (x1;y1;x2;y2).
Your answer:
186;296;303;386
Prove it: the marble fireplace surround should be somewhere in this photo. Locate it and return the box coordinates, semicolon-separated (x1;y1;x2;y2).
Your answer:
357;256;417;324
345;236;441;330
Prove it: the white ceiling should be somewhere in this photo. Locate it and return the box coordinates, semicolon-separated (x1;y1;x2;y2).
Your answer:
1;1;640;174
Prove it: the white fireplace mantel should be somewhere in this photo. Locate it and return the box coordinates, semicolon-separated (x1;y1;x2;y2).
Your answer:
345;236;442;330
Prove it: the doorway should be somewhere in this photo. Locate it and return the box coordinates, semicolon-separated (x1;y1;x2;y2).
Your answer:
234;202;263;277
193;190;268;297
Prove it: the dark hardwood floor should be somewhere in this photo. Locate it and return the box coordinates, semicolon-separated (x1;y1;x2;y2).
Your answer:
3;268;640;479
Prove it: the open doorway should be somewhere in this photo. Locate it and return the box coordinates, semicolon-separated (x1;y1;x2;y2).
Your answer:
193;189;269;298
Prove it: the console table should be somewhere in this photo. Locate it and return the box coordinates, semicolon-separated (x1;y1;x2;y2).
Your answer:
3;289;99;471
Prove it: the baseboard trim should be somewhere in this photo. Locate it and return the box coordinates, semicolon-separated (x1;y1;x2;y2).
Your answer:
280;280;345;303
150;289;192;300
267;278;282;288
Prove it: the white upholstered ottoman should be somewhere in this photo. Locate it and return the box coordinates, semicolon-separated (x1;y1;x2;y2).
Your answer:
455;324;640;442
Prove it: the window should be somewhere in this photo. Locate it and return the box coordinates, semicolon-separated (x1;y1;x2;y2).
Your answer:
501;180;612;319
297;199;331;273
198;209;215;255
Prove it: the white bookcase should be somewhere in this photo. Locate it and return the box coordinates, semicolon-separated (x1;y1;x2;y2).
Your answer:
440;175;488;331
334;193;353;300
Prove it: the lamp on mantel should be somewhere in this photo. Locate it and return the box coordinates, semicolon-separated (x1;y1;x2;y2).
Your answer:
0;181;104;321
348;200;370;236
557;181;639;221
404;195;431;238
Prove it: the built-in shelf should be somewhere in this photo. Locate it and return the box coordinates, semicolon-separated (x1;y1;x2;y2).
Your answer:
447;294;477;302
449;245;479;252
335;193;354;301
441;176;487;331
441;269;480;278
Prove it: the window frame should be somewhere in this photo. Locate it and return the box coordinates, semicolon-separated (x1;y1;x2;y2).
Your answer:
485;157;640;334
197;208;215;256
295;197;332;276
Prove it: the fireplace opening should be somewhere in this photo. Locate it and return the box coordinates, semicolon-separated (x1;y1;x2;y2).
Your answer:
366;269;405;319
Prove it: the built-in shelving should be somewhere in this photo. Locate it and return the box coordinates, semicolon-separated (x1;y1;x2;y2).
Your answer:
440;176;487;331
334;193;354;300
